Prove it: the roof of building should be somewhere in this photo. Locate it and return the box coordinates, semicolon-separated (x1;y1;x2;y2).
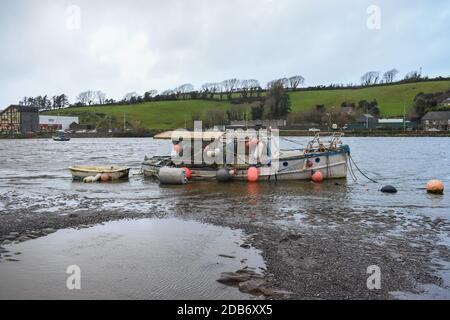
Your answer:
378;119;406;123
1;105;39;113
422;111;450;121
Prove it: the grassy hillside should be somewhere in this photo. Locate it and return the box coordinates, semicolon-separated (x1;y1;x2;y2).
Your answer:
289;80;450;116
46;80;450;129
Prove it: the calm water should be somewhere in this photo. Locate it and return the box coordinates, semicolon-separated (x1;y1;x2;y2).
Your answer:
0;218;264;300
0;137;449;299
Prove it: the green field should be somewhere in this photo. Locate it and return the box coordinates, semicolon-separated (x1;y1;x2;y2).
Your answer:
47;80;450;129
289;80;450;116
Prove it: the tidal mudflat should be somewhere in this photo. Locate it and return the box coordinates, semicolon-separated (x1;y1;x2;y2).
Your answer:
0;137;449;299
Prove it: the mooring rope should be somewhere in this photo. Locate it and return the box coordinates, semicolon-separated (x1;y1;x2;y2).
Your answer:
349;155;378;183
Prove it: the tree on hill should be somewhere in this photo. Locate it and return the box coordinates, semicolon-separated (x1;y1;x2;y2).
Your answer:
51;94;69;109
382;69;399;83
77;91;96;106
361;71;380;86
123;92;138;103
144;90;158;101
404;69;423;82
222;78;240;100
288;75;305;90
175;83;194;100
265;80;291;119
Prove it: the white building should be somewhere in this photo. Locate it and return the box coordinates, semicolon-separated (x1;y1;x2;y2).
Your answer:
39;115;79;131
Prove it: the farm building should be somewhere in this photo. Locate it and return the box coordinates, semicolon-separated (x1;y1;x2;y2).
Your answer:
421;111;450;131
377;119;417;130
39;115;79;132
0;105;39;134
347;114;378;130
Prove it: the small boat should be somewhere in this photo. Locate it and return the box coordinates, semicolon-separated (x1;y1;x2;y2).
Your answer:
69;165;130;181
53;131;71;141
142;130;350;184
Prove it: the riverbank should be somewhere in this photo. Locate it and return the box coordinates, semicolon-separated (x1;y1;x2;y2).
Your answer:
1;130;449;139
1;194;448;299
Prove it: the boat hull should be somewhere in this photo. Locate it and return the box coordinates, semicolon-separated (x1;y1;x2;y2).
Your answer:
142;152;348;181
69;166;130;181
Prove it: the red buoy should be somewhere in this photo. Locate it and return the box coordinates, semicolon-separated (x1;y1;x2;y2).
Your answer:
306;160;313;168
183;167;192;180
311;171;324;183
247;167;259;182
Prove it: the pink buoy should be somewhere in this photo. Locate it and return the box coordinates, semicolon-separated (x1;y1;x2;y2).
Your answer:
183;167;192;180
173;144;181;154
101;173;110;182
311;171;324;183
247;167;259;182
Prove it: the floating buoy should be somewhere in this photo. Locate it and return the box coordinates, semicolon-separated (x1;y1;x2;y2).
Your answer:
183;167;192;180
173;144;181;154
247;167;259;182
306;160;313;168
101;173;110;182
381;185;397;193
216;168;231;182
426;180;444;195
311;171;324;183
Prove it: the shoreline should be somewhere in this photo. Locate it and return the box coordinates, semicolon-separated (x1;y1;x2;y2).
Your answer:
1;130;449;139
1;199;447;300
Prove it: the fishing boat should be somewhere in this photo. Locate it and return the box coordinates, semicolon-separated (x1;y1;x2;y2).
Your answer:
142;130;350;184
69;165;130;181
53;130;71;141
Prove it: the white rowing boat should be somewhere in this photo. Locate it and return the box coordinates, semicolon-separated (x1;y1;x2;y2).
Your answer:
69;165;130;181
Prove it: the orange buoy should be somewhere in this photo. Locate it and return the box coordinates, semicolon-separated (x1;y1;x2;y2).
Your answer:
247;167;259;182
311;171;324;183
183;167;192;180
101;173;110;182
426;180;444;194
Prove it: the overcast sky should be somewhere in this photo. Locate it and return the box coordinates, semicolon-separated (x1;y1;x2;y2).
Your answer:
0;0;449;106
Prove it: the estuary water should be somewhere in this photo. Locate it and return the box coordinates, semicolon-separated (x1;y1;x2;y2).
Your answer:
0;137;449;299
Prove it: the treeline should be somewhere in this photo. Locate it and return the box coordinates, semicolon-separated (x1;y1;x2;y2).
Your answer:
16;68;450;111
409;89;450;120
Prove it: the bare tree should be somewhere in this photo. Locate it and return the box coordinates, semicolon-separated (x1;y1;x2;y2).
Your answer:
267;78;288;89
95;91;107;104
288;75;305;90
144;90;158;101
382;69;399;83
123;92;138;102
222;78;240;100
177;83;194;99
77;91;96;106
360;71;380;86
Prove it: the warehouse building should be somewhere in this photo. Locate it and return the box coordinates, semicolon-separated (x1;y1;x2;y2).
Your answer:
0;105;39;134
39;115;79;132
